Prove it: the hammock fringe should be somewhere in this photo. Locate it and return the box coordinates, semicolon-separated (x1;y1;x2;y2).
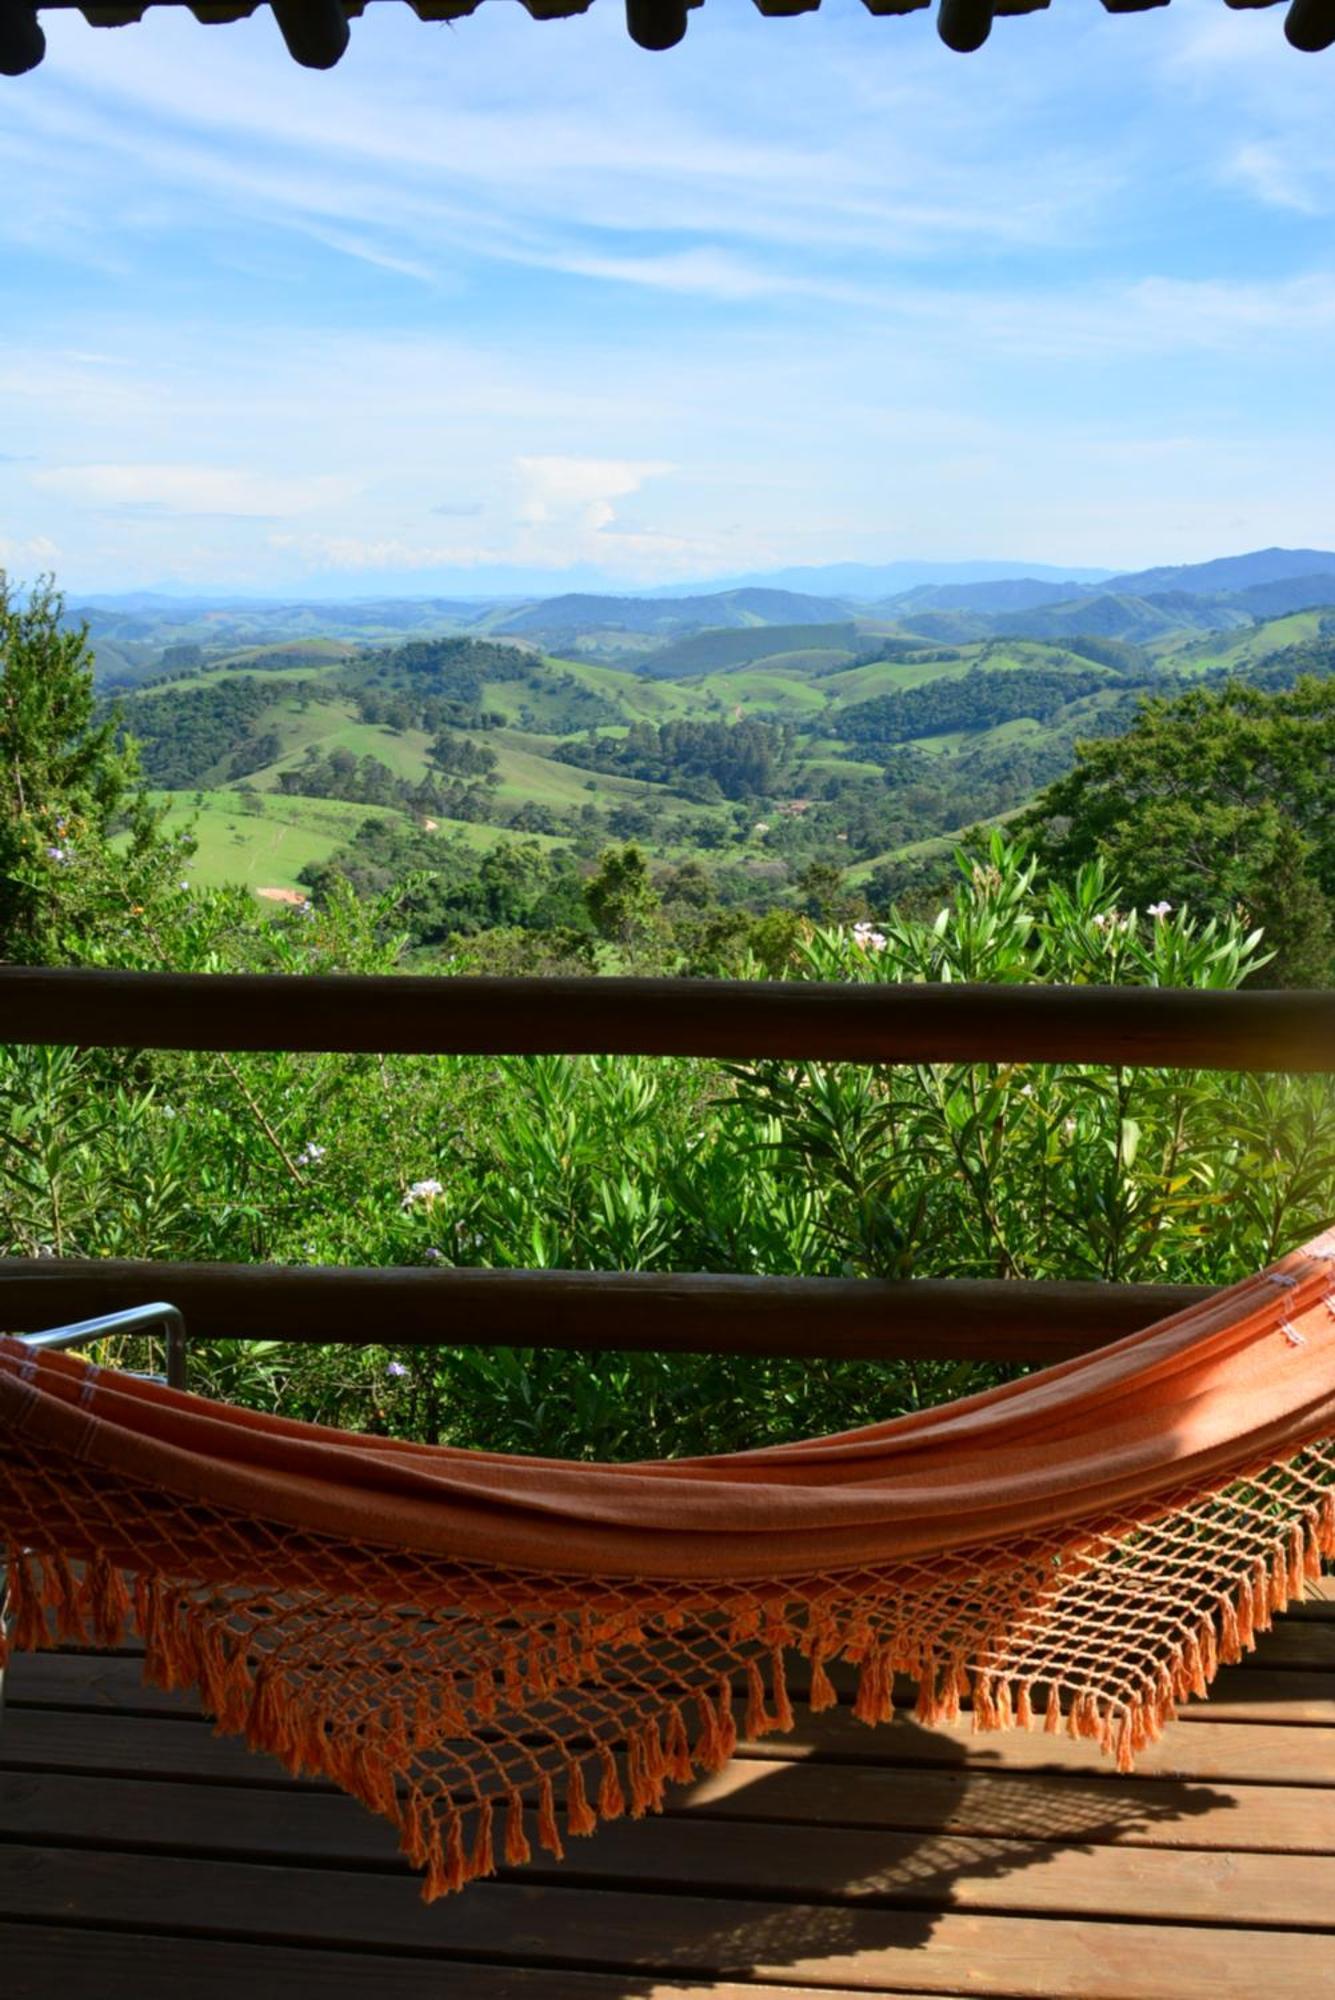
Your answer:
4;1468;1332;1898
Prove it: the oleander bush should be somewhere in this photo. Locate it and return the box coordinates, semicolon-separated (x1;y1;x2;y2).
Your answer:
4;838;1333;1458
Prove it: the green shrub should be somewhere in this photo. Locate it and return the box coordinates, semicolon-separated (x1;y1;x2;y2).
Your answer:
3;840;1332;1458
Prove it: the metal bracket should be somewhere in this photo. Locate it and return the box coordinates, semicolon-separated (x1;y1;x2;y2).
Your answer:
0;1300;187;1722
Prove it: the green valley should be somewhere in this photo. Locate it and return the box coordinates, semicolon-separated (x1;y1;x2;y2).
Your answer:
100;564;1335;956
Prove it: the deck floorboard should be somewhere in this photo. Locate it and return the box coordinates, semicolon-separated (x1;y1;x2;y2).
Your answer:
2;1588;1333;1997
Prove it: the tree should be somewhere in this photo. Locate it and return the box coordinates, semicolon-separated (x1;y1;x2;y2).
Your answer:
0;576;187;963
797;860;866;925
584;844;663;957
1021;678;1335;985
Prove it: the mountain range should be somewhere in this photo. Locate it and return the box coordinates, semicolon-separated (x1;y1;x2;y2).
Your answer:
76;546;1335;687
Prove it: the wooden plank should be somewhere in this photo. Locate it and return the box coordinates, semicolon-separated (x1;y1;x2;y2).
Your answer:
0;1925;873;2000
740;1711;1335;1786
1244;1619;1335;1668
8;1706;1335;1848
16;1752;1335;1862
686;1757;1335;1854
0;1845;1330;1999
3;966;1334;1070
11;1647;1335;1728
4;1770;1334;1928
4;1652;198;1715
0;1258;1206;1363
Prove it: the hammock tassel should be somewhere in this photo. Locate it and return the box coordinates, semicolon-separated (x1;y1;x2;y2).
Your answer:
504;1788;532;1868
1303;1513;1324;1580
663;1702;694;1782
626;1728;655;1817
1287;1526;1307;1601
536;1773;565;1859
693;1688;723;1767
471;1797;495;1882
1198;1615;1218;1684
400;1787;432;1871
809;1651;838;1712
244;1660;291;1756
770;1647;795;1732
3;1546;47;1654
597;1745;626;1820
215;1644;256;1736
644;1713;669;1787
423;1809;469;1900
44;1550;81;1643
78;1555;132;1649
854;1652;894;1726
914;1666;940;1726
1318;1491;1335;1556
744;1660;771;1739
565;1755;598;1837
716;1678;738;1761
1113;1711;1135;1773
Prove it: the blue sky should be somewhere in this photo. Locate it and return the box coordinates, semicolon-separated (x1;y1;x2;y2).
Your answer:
2;0;1334;595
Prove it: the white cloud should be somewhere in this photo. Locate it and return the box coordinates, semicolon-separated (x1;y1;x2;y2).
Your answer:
1225;142;1323;217
0;535;61;573
514;457;673;531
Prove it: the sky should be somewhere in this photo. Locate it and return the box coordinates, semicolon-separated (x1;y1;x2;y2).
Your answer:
2;0;1335;597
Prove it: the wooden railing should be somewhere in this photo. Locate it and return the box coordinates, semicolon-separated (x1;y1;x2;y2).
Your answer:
4;965;1335;1067
2;967;1332;1376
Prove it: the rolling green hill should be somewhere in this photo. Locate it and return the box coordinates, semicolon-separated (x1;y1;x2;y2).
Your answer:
631;622;860;679
106;600;1335;916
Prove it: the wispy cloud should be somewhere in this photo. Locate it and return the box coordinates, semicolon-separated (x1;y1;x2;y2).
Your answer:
34;463;359;517
6;2;1335;588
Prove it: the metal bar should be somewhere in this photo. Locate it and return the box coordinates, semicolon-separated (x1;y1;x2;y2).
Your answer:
1;967;1333;1070
9;1302;188;1388
0;1259;1206;1364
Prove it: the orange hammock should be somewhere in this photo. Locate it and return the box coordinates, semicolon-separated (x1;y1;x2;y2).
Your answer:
3;1228;1335;1902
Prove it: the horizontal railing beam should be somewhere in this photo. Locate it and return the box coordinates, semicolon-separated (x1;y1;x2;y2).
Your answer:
0;968;1332;1069
0;1260;1209;1363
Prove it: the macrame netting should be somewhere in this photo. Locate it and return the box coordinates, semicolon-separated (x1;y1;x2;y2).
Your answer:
3;1228;1335;1902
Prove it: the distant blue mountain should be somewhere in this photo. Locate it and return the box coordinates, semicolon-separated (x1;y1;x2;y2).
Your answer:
1107;548;1335;597
874;578;1094;617
650;560;1112;601
496;587;850;637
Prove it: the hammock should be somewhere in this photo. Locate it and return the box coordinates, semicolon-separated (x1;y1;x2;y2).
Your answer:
3;1228;1334;1902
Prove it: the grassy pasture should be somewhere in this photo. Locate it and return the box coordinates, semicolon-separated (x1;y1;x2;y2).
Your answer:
149;788;568;896
149;790;398;893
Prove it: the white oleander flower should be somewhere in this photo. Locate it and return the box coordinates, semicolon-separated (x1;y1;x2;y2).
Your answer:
403;1177;444;1208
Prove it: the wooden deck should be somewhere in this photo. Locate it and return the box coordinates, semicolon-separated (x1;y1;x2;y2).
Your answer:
3;1587;1334;2000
